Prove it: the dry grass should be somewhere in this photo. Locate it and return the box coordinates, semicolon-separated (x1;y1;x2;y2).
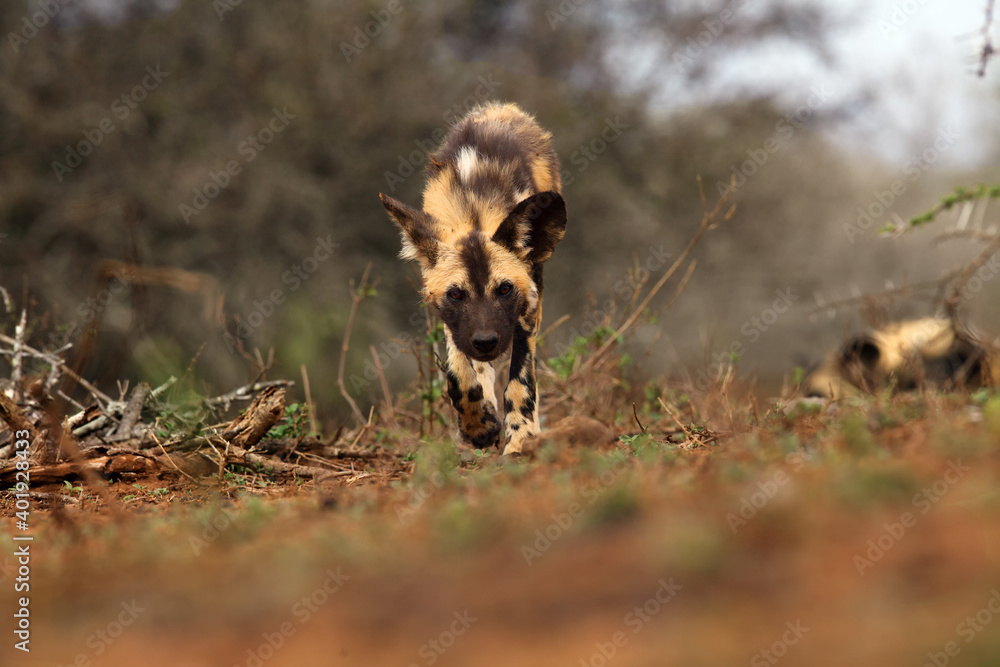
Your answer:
4;185;1000;666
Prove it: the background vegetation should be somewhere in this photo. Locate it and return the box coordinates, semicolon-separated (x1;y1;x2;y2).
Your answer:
1;0;997;424
3;4;1000;666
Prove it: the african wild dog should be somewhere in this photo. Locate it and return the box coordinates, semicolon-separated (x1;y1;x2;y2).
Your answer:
804;318;1000;399
379;102;566;455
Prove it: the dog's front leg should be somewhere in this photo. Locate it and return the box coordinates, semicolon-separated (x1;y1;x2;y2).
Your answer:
501;321;538;456
444;331;500;449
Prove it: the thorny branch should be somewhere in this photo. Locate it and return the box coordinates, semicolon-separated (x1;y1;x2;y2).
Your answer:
576;177;736;375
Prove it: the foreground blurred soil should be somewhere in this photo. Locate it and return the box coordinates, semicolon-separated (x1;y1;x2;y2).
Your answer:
4;393;1000;667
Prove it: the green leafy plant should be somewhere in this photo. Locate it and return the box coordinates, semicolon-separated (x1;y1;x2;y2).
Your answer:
62;480;84;498
130;483;170;499
619;432;656;454
548;326;619;380
910;184;1000;227
268;403;310;439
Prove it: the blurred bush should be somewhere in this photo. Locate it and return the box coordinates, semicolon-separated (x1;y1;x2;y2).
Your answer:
1;0;995;424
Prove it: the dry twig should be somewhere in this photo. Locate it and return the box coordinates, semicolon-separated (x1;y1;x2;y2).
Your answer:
338;263;372;426
977;0;997;77
0;333;113;406
10;309;26;402
204;379;293;410
110;382;150;443
370;344;397;426
300;363;319;436
578;178;735;374
632;402;647;433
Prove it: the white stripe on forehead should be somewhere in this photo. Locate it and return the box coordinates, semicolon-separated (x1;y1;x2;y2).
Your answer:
455;146;479;184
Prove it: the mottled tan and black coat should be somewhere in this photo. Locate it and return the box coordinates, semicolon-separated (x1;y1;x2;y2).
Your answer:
380;103;566;455
804;318;1000;399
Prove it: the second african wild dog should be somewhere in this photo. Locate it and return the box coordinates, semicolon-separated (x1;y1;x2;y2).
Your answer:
803;318;1000;399
379;102;566;455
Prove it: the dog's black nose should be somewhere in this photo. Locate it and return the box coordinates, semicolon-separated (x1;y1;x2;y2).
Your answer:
472;332;499;354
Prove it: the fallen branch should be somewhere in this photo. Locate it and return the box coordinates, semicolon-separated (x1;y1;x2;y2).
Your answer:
224;443;353;480
221;386;286;450
2;490;79;505
204;380;294;410
110;383;151;444
0;452;158;486
0;332;113;406
319;448;381;459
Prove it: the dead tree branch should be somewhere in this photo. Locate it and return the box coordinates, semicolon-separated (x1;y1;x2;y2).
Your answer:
221;386;286;450
0;332;113;406
204;379;294;411
978;0;997;77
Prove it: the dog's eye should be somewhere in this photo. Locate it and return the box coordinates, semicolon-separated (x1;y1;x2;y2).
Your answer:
447;288;464;301
497;282;513;296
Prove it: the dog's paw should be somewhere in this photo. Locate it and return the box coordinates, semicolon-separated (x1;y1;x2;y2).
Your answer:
500;442;524;457
464;421;501;450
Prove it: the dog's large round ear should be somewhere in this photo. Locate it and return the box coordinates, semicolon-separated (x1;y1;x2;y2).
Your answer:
839;335;881;391
379;193;440;268
491;191;566;264
840;335;880;370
